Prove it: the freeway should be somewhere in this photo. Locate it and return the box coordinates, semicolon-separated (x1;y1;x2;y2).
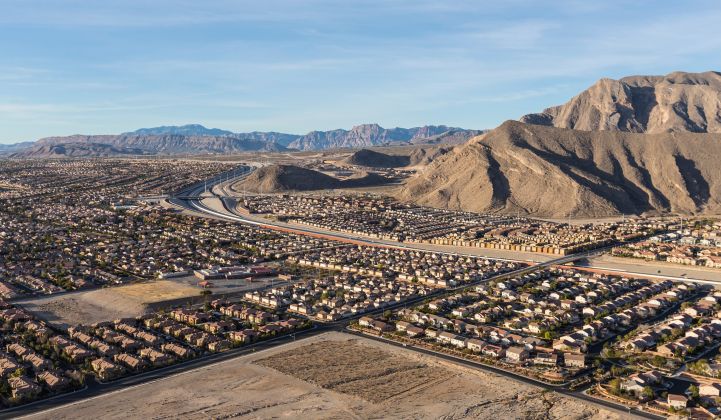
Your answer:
168;165;611;266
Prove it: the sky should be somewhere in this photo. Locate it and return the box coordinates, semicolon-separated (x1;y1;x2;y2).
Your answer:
1;0;721;143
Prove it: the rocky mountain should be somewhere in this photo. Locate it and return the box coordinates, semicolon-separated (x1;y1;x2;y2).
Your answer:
35;134;288;155
11;142;148;158
287;124;476;150
399;120;721;218
126;124;234;136
233;164;391;192
520;71;721;133
344;149;410;168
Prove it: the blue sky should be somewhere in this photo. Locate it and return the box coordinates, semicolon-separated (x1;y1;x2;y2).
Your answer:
1;0;720;143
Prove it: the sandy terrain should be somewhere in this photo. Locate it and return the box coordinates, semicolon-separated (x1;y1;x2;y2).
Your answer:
24;332;625;420
17;280;201;328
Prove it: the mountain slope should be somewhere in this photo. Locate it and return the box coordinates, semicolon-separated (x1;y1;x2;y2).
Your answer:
521;71;721;133
399;121;721;217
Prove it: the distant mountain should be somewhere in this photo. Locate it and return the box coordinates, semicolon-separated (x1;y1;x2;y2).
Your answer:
520;71;721;133
0;141;34;155
287;124;478;151
399;120;721;218
16;123;477;157
125;125;301;147
126;124;234;136
35;134;288;155
11;142;148;158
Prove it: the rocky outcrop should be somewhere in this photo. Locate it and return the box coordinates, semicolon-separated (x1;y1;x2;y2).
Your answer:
520;71;721;133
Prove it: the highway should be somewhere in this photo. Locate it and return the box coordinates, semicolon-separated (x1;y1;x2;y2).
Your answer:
168;165;608;265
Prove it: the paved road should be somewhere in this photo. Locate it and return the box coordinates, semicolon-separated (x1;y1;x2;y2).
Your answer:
169;166;613;266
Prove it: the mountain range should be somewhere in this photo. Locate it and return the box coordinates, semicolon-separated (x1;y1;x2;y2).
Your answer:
5;124;480;157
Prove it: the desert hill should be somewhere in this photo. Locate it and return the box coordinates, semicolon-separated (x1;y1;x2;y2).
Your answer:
344;149;410;167
11;142;148;158
521;71;721;133
233;164;391;193
399;121;721;218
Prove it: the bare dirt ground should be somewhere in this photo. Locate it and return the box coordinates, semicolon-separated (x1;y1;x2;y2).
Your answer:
24;332;625;420
17;280;201;328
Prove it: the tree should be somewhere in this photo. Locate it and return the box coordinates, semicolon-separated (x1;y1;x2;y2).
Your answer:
689;384;700;399
651;355;666;368
642;386;655;400
609;378;621;395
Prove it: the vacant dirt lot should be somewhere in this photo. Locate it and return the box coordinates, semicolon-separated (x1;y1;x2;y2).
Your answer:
25;332;627;419
18;280;200;328
256;339;448;404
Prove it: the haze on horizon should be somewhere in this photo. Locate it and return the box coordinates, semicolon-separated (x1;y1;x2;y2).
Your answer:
1;0;721;144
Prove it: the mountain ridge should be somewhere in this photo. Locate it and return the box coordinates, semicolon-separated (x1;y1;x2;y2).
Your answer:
520;70;721;133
